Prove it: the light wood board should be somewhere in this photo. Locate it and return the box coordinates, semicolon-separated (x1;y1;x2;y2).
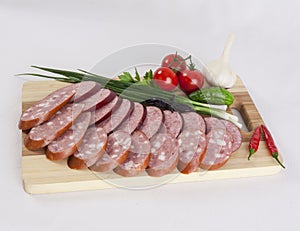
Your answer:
21;79;284;194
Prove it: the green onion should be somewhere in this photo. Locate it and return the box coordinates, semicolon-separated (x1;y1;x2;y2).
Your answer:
19;66;241;128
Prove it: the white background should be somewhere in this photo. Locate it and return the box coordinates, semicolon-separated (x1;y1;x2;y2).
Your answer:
1;0;299;230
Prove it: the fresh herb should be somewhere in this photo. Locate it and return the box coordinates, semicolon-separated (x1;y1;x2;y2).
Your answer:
142;69;153;85
118;72;135;83
19;66;242;128
134;68;140;82
118;68;154;86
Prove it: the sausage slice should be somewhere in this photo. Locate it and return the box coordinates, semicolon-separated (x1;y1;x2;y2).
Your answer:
71;81;101;102
223;120;242;152
89;131;131;172
67;127;107;169
177;130;207;174
200;128;233;170
117;102;146;134
175;112;207;174
19;84;77;130
114;131;151;177
204;117;225;134
139;106;163;139
204;117;242;152
46;112;91;160
90;96;121;125
163;110;183;138
147;132;179;177
181;112;206;133
19;81;100;130
81;89;116;112
96;98;133;134
24;103;84;150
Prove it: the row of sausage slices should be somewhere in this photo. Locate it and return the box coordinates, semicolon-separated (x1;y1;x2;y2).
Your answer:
19;81;242;177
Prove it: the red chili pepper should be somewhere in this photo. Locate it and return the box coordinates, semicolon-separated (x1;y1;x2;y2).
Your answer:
248;126;261;160
261;124;285;168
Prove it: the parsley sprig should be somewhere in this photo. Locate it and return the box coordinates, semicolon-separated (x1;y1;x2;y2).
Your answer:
118;68;153;86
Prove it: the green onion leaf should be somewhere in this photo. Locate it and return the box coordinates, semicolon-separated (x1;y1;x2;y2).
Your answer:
134;68;140;82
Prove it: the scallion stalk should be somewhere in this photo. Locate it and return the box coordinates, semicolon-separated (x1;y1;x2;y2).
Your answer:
19;66;242;128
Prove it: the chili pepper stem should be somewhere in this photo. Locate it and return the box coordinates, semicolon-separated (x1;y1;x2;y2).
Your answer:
272;152;285;168
248;148;255;160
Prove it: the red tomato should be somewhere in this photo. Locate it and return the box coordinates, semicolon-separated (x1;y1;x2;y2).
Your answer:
153;67;178;91
178;70;204;94
161;54;187;72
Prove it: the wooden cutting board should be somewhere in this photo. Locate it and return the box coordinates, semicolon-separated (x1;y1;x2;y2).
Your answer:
21;78;284;194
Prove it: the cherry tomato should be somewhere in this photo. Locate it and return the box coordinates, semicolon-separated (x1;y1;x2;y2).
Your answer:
178;70;204;94
161;54;187;72
153;67;178;91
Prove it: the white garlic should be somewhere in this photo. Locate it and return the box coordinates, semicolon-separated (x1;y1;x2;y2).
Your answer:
204;34;237;88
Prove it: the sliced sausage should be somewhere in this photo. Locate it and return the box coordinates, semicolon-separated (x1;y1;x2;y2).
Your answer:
89;131;131;172
19;84;77;130
181;112;206;133
200;128;233;170
163;110;182;138
71;81;101;102
114;131;151;177
177;130;207;174
139;106;163;139
146;132;179;177
117;102;146;134
96;98;133;134
90;95;121;125
175;112;207;174
205;117;242;152
204;117;225;134
24;103;84;150
81;89;116;112
19;81;100;130
46;112;91;160
68;127;107;169
223;120;242;152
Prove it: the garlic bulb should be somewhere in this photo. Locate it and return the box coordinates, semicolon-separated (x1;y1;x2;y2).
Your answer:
204;34;237;88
